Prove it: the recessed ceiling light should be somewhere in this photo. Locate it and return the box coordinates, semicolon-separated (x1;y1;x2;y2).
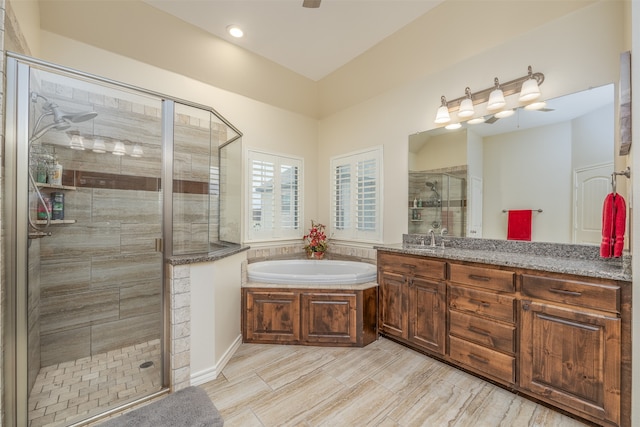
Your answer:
227;25;244;38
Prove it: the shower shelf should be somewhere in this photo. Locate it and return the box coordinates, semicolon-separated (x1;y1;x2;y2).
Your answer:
36;182;77;191
35;220;76;225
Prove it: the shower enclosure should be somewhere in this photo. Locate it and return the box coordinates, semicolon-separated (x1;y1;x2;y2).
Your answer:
3;54;241;426
408;171;467;237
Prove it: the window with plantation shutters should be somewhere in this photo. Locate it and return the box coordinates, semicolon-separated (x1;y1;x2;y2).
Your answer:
247;150;303;241
330;147;383;242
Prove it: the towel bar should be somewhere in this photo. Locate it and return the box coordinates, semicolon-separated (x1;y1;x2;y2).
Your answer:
502;209;543;213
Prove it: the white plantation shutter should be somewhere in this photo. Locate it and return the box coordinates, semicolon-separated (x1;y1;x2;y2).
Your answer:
330;147;382;242
248;150;302;241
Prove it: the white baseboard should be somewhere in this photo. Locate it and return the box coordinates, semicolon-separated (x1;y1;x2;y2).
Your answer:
190;334;242;386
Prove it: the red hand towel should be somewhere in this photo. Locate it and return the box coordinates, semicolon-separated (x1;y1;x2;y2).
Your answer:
601;193;627;258
600;193;614;257
507;210;532;241
613;194;626;257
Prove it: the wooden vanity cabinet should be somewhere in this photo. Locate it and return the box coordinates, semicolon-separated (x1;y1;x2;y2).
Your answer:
378;252;446;355
448;263;517;385
520;274;622;427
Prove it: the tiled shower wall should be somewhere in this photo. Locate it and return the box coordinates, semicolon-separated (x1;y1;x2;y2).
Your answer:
33;79;227;366
35;82;165;368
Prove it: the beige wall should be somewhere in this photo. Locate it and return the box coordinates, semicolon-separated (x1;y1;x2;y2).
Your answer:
317;0;626;244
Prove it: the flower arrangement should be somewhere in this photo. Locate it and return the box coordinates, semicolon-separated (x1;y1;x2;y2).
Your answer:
303;220;328;257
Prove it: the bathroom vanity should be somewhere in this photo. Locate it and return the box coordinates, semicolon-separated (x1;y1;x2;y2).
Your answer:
376;241;631;427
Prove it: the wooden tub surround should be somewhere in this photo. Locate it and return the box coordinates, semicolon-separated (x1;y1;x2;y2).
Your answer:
242;283;378;347
377;250;631;427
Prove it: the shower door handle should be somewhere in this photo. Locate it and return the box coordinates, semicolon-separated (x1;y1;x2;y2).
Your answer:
155;238;164;252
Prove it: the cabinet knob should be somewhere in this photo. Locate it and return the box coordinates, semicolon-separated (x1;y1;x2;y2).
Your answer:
522;303;530;311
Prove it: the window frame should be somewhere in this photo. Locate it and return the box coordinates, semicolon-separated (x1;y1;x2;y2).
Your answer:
246;149;304;242
329;146;383;243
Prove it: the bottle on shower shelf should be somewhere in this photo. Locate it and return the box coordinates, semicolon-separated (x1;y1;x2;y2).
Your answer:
51;192;64;220
37;197;52;220
48;160;63;186
36;160;47;183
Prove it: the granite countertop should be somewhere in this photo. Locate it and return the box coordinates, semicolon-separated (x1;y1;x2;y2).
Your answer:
376;236;632;282
167;245;249;265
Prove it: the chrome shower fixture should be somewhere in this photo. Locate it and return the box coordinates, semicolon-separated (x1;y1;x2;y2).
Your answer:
29;92;98;142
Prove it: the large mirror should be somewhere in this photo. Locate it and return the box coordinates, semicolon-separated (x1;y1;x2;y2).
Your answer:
408;84;614;245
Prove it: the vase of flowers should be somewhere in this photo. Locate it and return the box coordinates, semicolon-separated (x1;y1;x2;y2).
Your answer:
303;220;328;259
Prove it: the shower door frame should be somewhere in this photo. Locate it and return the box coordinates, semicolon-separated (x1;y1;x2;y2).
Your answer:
3;54;177;427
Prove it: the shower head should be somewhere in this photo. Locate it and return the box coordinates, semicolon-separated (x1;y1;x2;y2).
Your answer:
425;180;440;198
46;102;98;124
29;95;98;143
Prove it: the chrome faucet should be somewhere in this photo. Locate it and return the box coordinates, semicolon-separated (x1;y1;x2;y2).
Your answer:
428;228;436;247
440;228;448;249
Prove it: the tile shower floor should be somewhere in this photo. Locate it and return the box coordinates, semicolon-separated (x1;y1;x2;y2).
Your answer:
28;339;162;427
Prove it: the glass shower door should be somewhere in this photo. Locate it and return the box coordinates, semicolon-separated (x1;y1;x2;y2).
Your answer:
18;63;166;426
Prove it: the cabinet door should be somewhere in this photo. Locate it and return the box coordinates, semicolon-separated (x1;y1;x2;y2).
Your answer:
244;290;300;343
408;277;446;355
301;292;357;345
378;271;407;339
521;300;620;425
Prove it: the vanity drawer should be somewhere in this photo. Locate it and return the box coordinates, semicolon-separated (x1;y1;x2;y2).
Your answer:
449;310;515;354
449;336;516;384
448;285;516;323
521;274;620;313
449;264;515;292
378;252;446;280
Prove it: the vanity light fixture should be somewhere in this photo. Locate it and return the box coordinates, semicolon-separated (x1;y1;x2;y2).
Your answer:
434;96;451;124
92;139;107;153
487;78;506;111
494;109;515;118
524;100;547;110
227;25;244;38
457;87;475;118
131;144;144;158
467;116;486;125
434;65;545;128
69;134;85;150
112;141;126;156
519;66;542;102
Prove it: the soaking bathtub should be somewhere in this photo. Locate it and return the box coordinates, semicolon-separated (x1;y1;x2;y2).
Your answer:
246;259;377;286
243;259;378;347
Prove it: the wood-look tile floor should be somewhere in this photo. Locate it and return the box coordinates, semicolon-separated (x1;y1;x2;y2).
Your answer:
200;337;588;427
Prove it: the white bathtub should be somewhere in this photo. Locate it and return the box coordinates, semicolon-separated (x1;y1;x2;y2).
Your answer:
247;260;377;285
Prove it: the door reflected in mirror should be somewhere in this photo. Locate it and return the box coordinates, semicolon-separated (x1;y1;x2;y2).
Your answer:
408;84;614;245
